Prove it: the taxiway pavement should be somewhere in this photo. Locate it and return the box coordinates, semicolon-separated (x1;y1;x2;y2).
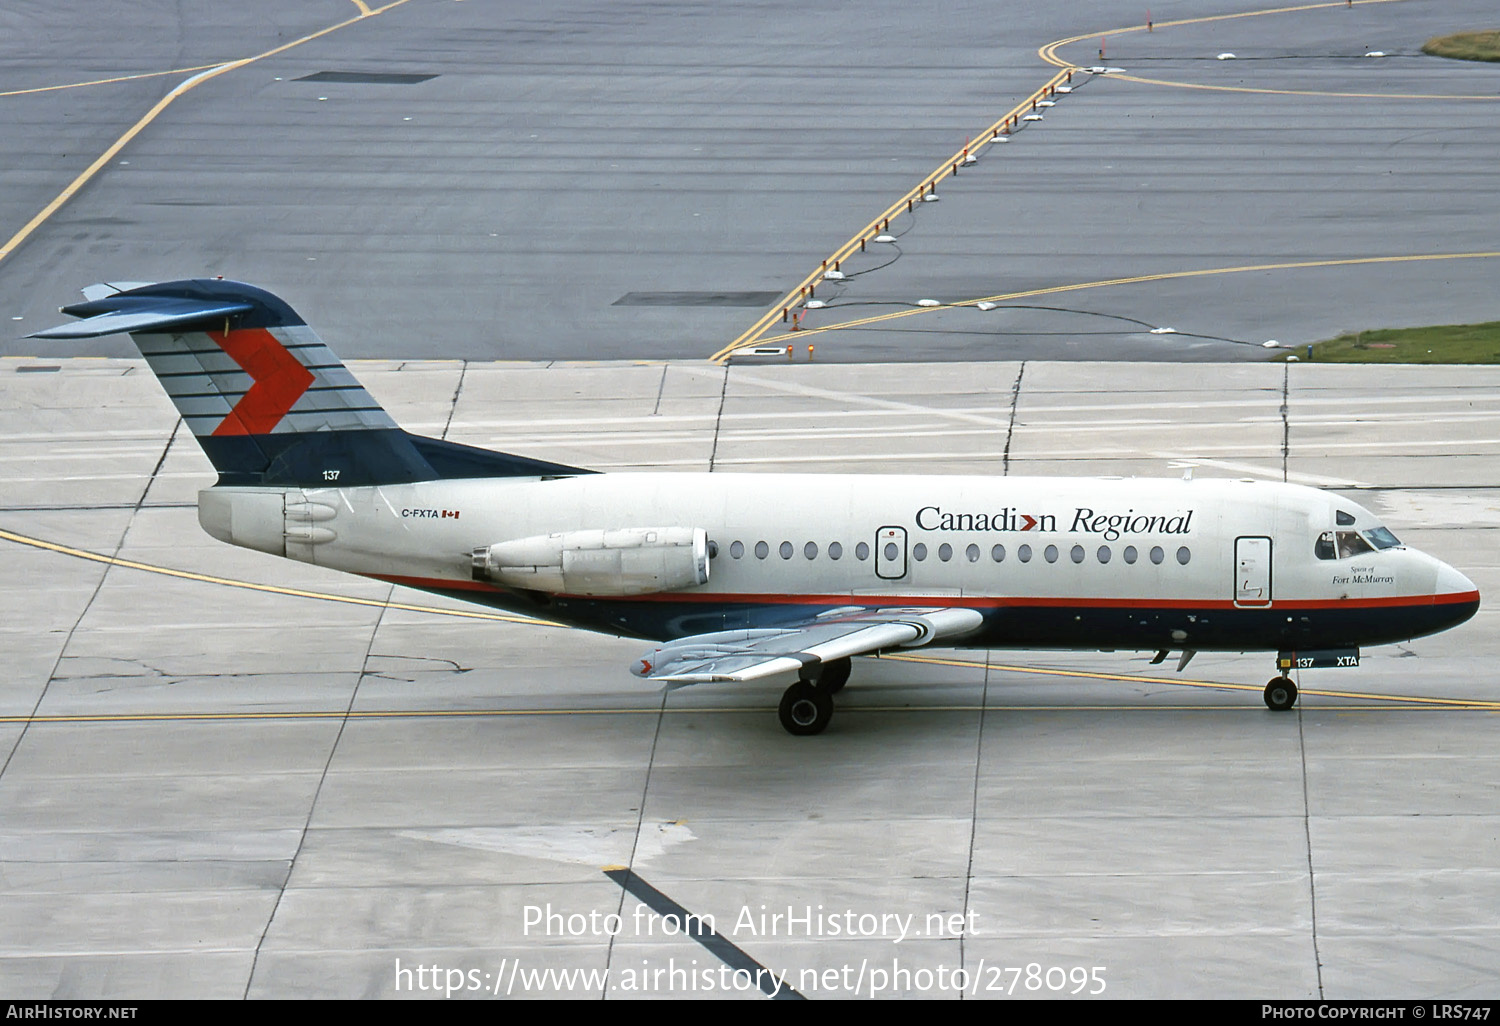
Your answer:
1;357;1496;999
2;0;1498;362
3;0;1499;1002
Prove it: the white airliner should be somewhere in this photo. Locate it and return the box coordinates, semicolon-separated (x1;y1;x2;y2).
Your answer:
33;280;1480;734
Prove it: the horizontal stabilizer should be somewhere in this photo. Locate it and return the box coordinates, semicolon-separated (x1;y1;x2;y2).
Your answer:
80;281;159;302
29;296;253;339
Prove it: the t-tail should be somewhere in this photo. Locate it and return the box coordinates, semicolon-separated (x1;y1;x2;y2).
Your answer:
29;279;591;486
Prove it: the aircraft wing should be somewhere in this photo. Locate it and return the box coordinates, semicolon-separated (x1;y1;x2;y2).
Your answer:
631;605;983;684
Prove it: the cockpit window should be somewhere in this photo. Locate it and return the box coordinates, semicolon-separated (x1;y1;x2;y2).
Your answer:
1364;526;1402;550
1336;510;1356;526
1316;530;1378;560
1338;531;1374;558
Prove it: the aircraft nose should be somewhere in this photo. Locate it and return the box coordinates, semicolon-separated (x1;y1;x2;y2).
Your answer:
1436;560;1478;599
1431;559;1480;631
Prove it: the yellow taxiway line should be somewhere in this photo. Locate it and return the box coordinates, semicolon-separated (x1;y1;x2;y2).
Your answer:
0;525;554;628
737;251;1500;349
0;65;223;99
1;526;1493;722
886;652;1500;710
1036;0;1409;70
0;0;414;266
712;0;1497;362
5;701;1482;726
1102;73;1500;103
710;67;1075;363
1040;0;1500;101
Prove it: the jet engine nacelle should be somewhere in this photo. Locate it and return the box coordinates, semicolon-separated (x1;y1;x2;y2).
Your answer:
472;527;710;596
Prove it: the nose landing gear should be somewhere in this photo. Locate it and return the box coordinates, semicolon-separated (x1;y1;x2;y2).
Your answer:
1266;649;1358;711
1264;676;1298;711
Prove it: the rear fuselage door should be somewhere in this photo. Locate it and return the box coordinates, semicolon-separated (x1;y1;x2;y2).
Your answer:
875;526;907;580
1234;536;1273;607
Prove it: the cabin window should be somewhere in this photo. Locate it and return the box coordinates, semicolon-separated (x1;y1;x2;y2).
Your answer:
855;542;869;561
829;541;843;560
1177;546;1191;565
884;542;899;561
966;544;981;562
779;541;793;559
708;541;719;558
1150;546;1165;565
1097;545;1111;564
991;544;1005;562
938;543;953;562
1122;546;1137;564
1018;544;1032;563
912;542;928;561
729;541;744;559
1044;544;1059;564
804;541;818;559
1070;545;1085;564
755;541;769;559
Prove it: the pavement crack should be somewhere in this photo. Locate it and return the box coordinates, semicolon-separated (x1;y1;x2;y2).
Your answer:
1002;361;1026;476
363;654;470;674
442;360;468;441
707;363;730;472
243;588;391;998
1281;362;1291;483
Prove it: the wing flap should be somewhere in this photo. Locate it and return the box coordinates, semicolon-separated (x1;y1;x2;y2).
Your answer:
633;606;983;684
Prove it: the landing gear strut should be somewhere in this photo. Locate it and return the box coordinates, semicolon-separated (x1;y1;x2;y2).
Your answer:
777;658;850;736
1264;676;1298;711
820;657;851;694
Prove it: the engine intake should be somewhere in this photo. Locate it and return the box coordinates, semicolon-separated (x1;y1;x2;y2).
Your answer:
472;527;709;596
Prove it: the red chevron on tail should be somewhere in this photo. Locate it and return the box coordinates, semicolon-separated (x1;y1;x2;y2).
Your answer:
208;328;315;437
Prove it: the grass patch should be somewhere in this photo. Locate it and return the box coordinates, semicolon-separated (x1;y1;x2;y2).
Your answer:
1422;30;1500;63
1275;322;1500;364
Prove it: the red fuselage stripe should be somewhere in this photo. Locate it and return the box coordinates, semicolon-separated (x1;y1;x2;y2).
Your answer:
367;574;1478;612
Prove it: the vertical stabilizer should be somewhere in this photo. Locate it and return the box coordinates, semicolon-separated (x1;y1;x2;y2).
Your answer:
30;279;591;486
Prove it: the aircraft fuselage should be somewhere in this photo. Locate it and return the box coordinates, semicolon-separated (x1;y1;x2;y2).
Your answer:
199;473;1479;655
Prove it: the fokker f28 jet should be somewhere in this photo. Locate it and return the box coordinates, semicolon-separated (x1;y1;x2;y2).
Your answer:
33;280;1480;735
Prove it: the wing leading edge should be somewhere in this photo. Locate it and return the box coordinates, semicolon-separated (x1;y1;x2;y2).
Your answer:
632;606;984;684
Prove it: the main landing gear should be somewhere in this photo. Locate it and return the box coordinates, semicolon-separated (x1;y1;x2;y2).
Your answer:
777;658;851;736
1263;676;1298;711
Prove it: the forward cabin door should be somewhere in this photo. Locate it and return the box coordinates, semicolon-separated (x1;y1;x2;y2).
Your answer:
1234;536;1273;608
875;526;907;580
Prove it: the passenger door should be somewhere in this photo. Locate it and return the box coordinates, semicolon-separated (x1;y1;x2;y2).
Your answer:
875;526;907;580
1234;536;1273;607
